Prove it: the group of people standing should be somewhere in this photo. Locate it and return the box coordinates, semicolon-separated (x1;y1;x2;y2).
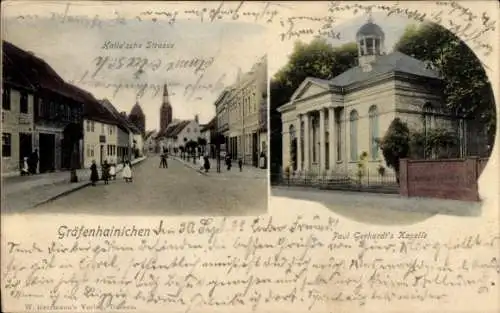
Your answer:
90;160;133;186
20;149;39;176
199;155;211;172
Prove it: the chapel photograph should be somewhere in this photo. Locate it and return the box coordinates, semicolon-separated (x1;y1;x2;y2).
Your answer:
270;12;496;223
1;2;269;216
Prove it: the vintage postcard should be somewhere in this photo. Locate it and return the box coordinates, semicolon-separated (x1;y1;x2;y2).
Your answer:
1;1;499;313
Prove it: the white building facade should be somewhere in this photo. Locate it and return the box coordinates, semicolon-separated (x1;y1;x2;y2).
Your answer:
83;119;119;167
2;86;35;175
279;19;462;177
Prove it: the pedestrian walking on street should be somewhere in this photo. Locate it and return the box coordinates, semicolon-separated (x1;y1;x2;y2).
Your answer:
203;155;210;173
109;163;116;180
259;152;266;169
159;153;168;168
101;160;110;185
21;157;30;176
199;155;204;171
28;149;39;174
225;154;232;171
122;161;133;183
238;157;243;172
90;160;99;186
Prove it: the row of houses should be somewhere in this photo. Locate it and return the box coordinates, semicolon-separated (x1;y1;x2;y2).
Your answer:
2;40;144;176
213;55;268;166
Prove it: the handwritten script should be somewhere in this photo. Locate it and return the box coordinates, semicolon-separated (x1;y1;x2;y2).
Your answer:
3;216;499;312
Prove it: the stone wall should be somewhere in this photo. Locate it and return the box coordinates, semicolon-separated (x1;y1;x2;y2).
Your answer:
399;158;485;201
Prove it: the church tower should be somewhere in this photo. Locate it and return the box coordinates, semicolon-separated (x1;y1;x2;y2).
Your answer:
160;84;173;131
356;13;385;69
129;101;146;136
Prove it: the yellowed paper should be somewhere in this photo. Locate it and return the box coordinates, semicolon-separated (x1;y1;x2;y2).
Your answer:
1;1;499;313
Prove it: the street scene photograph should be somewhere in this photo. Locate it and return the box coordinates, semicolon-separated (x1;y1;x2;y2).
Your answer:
269;11;496;224
1;2;269;216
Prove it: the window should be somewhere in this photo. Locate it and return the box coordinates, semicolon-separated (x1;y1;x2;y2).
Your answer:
336;110;342;161
86;120;90;132
101;124;104;134
369;105;379;160
20;92;28;113
2;88;10;110
187;127;190;133
109;125;113;136
350;110;358;161
2;133;11;157
91;121;95;132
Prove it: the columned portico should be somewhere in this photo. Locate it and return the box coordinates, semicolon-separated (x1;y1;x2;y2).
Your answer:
328;107;335;168
297;114;302;171
303;113;310;170
319;108;326;172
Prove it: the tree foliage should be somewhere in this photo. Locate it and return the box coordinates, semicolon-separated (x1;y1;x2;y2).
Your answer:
270;38;358;172
377;118;410;183
395;22;496;150
409;128;459;159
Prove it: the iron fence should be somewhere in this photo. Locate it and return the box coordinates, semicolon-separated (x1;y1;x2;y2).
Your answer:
271;167;399;194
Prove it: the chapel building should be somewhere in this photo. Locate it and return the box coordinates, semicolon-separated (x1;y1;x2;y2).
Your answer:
278;17;464;176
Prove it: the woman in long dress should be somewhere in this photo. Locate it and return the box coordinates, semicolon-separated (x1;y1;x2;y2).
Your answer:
122;161;133;183
90;160;99;186
109;163;116;180
101;160;110;185
199;155;204;171
21;157;29;176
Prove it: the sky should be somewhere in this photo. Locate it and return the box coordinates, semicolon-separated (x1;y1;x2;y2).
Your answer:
2;1;273;130
2;1;496;130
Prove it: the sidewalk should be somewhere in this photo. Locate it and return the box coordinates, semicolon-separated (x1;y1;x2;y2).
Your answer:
2;156;147;213
171;155;267;179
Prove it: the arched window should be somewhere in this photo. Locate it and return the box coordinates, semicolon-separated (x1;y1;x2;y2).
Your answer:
350;110;358;161
369;105;379;159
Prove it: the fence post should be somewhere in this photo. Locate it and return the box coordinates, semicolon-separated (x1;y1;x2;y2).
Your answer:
399;159;409;197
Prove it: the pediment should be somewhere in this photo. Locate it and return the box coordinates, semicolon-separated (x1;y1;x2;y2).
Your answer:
290;78;330;102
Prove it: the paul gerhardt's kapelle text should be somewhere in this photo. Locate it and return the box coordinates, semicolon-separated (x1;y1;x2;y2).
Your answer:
3;217;499;312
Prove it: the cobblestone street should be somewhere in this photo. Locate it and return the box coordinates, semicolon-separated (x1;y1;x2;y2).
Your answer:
30;156;268;216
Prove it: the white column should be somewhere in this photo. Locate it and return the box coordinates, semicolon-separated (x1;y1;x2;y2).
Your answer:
296;114;302;171
319;108;326;172
328;107;335;170
303;113;310;171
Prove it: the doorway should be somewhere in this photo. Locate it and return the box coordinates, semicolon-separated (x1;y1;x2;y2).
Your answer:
291;138;297;171
39;133;55;173
100;145;104;165
19;133;32;170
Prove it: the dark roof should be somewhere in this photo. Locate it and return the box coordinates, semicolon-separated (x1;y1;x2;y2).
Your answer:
130;102;145;117
2;41;100;105
145;130;156;139
200;117;216;132
99;99;134;132
356;22;385;39
157;120;190;138
71;87;118;125
329;51;441;87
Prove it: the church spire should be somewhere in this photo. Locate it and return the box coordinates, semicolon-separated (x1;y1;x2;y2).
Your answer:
162;83;170;105
160;82;173;131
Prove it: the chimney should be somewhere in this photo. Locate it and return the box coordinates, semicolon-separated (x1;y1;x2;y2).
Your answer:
194;114;199;124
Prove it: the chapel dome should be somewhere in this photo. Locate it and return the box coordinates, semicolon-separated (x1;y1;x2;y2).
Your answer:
356;22;385;40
